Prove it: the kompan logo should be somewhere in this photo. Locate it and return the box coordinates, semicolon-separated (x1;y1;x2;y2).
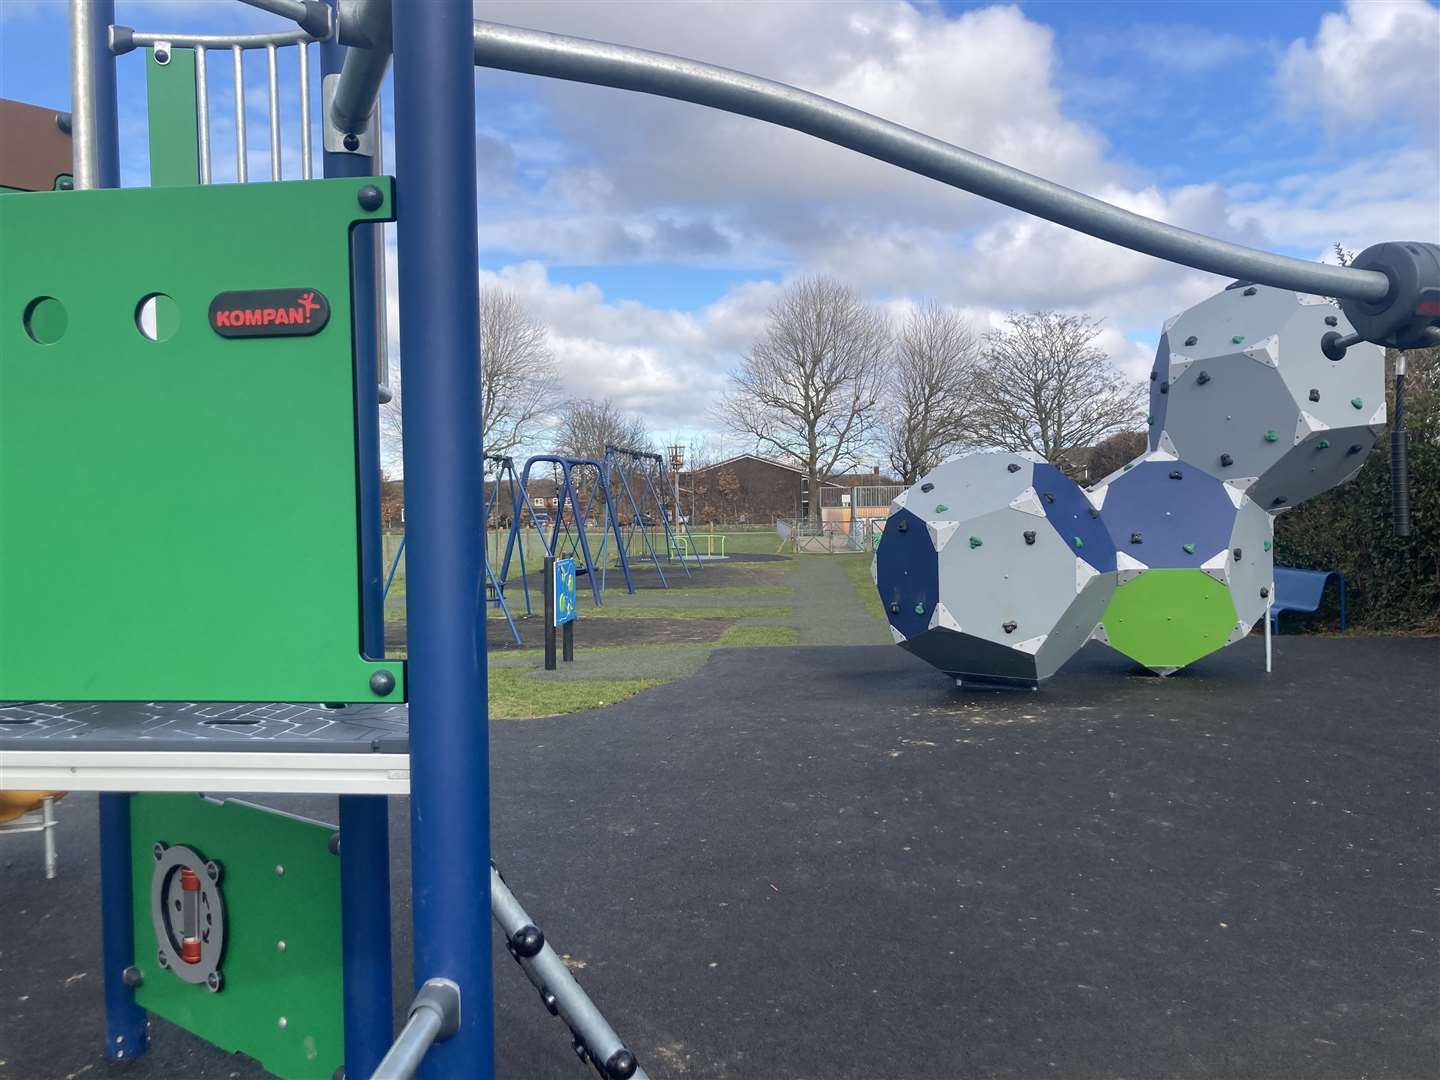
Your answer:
209;288;330;338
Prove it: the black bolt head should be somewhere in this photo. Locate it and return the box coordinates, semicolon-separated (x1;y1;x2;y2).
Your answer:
369;669;396;696
510;924;545;959
343;132;360;152
606;1049;638;1080
1023;530;1037;545
356;184;384;211
155;48;170;64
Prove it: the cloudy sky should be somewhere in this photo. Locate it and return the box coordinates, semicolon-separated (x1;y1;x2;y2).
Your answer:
4;0;1437;463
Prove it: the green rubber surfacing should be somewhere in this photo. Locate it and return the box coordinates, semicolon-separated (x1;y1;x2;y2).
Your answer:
0;179;402;702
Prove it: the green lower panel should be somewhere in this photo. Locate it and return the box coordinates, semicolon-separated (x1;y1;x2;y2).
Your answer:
130;794;344;1080
1101;569;1238;671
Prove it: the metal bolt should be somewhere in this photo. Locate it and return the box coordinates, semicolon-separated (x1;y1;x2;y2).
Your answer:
277;940;287;953
157;949;169;969
275;864;286;877
342;133;360;152
205;860;221;883
370;669;396;696
122;965;143;987
329;832;341;856
356;184;384;212
206;971;223;993
155;48;170;65
278;1017;289;1030
153;843;166;861
56;177;73;190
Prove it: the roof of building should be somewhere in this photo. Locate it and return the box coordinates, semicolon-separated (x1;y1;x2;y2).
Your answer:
686;454;843;485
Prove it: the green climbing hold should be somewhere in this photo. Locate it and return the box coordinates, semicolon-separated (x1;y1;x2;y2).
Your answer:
1263;539;1272;552
1182;543;1196;554
1232;334;1245;344
1123;462;1135;471
1146;414;1154;426
935;503;949;513
914;602;926;615
969;536;983;549
1072;536;1083;549
1350;396;1364;409
1264;429;1278;442
1317;439;1330;450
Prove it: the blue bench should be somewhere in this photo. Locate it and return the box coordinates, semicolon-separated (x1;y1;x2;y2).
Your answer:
1269;566;1346;633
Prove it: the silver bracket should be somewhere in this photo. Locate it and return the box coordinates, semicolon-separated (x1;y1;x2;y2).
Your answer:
322;73;376;155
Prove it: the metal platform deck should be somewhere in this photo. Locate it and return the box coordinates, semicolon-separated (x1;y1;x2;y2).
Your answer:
0;701;410;794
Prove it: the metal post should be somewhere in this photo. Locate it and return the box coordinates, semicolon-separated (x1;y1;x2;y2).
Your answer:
321;24;396;1078
544;555;557;671
41;797;57;880
563;620;574;663
391;1;494;1076
73;0;147;1060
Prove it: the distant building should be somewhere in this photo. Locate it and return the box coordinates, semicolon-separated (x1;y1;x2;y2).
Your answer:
680;454;844;524
1054;446;1098;484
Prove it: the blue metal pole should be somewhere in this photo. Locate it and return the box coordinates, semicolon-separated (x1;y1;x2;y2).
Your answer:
322;26;396;1078
76;0;149;1062
390;2;494;1076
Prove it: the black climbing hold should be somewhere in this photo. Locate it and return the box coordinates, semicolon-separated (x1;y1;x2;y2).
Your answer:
1168;469;1183;479
1160;381;1169;395
1002;621;1017;634
1260;587;1270;599
1219;453;1233;467
356;184;384;211
1006;463;1021;473
1308;388;1320;402
1130;532;1143;544
369;670;396;696
606;1049;639;1080
1324;314;1338;327
1271;497;1285;506
1023;531;1036;545
1150;370;1157;381
1347;444;1363;455
1232;547;1242;560
1184;335;1198;346
920;482;933;493
897;519;908;532
889;601;900;614
1196;370;1211;385
509;924;545;959
1243;286;1257;296
1043;492;1055;504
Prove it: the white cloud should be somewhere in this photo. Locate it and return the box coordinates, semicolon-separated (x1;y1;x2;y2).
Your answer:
1277;0;1440;138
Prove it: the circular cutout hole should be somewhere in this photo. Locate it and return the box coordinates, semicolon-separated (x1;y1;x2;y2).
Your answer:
136;293;178;342
23;296;67;344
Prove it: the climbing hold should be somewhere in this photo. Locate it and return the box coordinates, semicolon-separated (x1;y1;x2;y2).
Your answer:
920;482;934;493
1023;531;1036;545
1271;497;1285;506
1232;547;1242;560
935;503;949;513
1346;444;1363;455
1264;430;1278;442
914;602;926;615
968;536;982;549
1232;334;1245;344
1150;370;1157;381
1006;463;1021;473
1184;335;1198;347
1124;462;1135;471
1160;381;1169;395
1260;586;1270;598
1182;543;1196;554
1324;314;1338;327
890;601;900;614
1263;539;1272;552
1308;388;1320;402
897;519;908;532
1002;621;1017;634
1168;469;1183;480
1072;536;1084;549
1130;532;1143;544
1043;492;1055;504
1219;453;1234;467
1317;439;1330;450
1196;371;1211;385
1243;287;1257;296
1350;397;1363;409
1146;414;1155;426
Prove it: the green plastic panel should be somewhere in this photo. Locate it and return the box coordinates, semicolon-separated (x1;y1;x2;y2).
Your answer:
1101;569;1238;671
0;179;403;702
130;794;345;1080
147;47;200;187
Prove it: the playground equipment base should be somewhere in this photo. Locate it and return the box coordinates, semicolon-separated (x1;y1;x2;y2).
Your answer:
0;701;409;794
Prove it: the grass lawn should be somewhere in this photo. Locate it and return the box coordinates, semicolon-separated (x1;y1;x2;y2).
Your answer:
488;668;662;719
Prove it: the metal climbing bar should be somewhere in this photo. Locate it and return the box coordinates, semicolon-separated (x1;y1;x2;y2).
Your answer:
467;20;1391;304
372;979;462;1080
492;865;646;1080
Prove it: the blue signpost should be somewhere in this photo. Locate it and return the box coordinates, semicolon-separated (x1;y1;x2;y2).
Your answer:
546;555;578;669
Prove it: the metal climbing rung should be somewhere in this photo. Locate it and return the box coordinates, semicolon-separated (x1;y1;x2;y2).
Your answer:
492;864;647;1080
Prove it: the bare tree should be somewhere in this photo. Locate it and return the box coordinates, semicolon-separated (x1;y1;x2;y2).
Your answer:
1087;430;1148;480
884;302;981;483
380;286;557;466
718;276;889;524
968;311;1145;461
555;397;651;462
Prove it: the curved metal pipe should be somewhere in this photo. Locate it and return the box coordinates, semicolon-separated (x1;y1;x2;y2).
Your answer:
471;20;1391;304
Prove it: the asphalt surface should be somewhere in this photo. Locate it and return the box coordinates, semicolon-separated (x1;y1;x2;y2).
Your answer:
2;636;1436;1079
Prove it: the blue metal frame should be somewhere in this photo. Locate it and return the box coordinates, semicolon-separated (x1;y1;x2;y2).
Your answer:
488;454;533;617
383;533;524;646
321;24;396;1077
391;3;496;1075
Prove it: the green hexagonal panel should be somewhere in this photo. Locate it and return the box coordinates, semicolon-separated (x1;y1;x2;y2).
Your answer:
1100;569;1237;672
